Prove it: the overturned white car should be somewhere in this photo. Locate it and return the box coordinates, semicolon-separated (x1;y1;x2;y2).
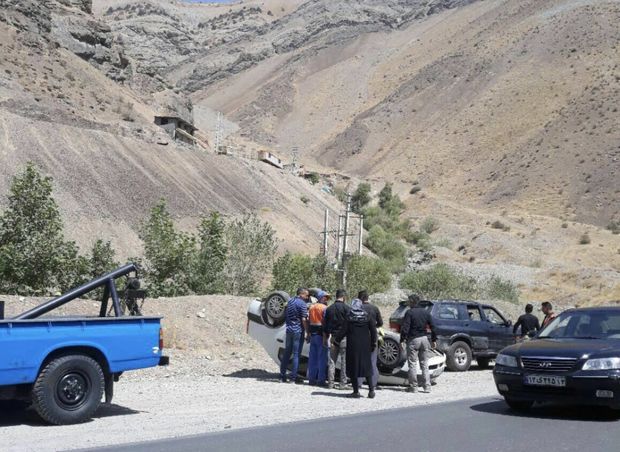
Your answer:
247;292;446;386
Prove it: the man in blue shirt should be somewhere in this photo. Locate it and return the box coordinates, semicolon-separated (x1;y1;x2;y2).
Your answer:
280;288;310;383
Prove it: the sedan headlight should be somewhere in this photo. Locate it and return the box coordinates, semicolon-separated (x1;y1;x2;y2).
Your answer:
496;353;518;367
582;357;620;371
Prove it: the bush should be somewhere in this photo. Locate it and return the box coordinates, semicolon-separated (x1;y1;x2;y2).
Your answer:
88;239;120;299
345;255;392;296
0;164;88;294
351;183;371;214
140;199;195;297
192;212;227;294
485;276;520;304
405;230;432;252
608;221;620;235
491;220;510;231
420;217;440;234
364;225;407;272
221;214;278;296
307;172;320;185
300;195;310;205
400;264;479;300
271;253;337;295
400;264;520;303
579;233;591;245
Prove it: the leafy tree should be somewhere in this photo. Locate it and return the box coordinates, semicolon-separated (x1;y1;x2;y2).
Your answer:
87;239;120;299
309;254;337;292
365;225;407;272
221;214;278;295
0;163;85;294
345;255;392;296
271;252;314;295
140;199;195;297
192;211;227;294
307;172;320;185
351;183;371;214
400;264;479;300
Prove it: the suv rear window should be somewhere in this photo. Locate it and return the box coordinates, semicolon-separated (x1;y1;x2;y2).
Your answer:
434;303;460;320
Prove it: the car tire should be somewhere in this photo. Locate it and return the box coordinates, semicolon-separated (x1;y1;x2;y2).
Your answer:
377;335;405;370
504;397;534;412
262;291;290;326
476;357;491;369
446;341;472;371
32;354;104;425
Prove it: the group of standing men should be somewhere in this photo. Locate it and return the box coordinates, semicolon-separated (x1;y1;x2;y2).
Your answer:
279;289;437;397
278;288;383;398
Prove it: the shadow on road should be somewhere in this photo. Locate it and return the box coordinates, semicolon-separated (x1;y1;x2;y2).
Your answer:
0;402;141;428
223;368;280;382
470;399;620;422
310;391;356;398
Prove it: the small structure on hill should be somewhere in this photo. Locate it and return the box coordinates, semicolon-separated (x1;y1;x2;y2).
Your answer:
154;115;197;145
258;150;284;169
153;90;209;149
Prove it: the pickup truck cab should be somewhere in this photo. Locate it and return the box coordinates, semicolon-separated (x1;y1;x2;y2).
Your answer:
390;299;514;371
0;263;168;425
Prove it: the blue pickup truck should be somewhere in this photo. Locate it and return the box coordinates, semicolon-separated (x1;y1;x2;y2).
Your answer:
0;263;168;425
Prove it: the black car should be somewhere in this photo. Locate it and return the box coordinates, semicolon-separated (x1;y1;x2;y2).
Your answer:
389;299;514;371
494;306;620;412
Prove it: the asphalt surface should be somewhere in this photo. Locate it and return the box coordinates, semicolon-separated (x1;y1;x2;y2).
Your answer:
84;396;620;452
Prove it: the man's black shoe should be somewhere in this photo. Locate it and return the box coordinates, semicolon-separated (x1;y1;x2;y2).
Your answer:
347;392;362;398
368;390;376;399
279;378;288;383
294;378;305;385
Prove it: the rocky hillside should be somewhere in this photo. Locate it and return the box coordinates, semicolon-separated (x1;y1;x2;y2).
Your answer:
0;0;342;258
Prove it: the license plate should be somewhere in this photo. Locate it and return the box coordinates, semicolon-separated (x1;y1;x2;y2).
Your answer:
524;375;566;387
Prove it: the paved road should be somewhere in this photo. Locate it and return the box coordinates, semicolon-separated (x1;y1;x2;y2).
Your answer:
86;397;620;452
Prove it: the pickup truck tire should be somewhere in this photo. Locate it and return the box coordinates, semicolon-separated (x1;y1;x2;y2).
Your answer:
446;341;472;371
32;355;104;425
262;291;290;326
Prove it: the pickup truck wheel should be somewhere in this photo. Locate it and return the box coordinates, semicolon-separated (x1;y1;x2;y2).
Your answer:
504;397;534;412
446;341;472;371
476;357;491;369
262;291;290;326
32;355;104;425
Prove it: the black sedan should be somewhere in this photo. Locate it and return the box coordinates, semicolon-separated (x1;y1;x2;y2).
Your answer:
494;306;620;411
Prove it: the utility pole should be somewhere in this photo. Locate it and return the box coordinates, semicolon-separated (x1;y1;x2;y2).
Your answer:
358;214;364;255
214;111;222;153
321;208;329;256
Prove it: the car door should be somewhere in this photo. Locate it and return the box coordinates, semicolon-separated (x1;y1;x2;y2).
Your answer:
460;304;489;352
482;306;513;351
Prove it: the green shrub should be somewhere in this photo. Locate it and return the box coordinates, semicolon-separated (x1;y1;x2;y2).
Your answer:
351;183;371;214
345;255;392;296
420;217;440;234
140;199;195;297
307;172;320;185
608;221;620;235
400;264;479;300
579;233;591;245
0;163;88;294
221;214;278;296
365;225;407;272
405;230;432;252
271;253;337;295
485;276;520;304
192;212;227;294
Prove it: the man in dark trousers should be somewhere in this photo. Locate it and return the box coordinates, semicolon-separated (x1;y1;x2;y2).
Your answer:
335;298;377;399
400;294;436;393
279;288;309;384
513;303;540;340
324;289;350;389
357;290;383;390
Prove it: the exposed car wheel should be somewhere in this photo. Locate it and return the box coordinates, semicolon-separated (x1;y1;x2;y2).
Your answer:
32;355;104;425
262;291;290;326
378;336;405;370
476;357;491;369
504;397;534;412
447;341;472;371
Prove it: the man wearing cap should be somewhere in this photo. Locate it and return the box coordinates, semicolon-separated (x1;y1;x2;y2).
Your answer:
400;294;436;393
324;289;351;389
307;289;330;386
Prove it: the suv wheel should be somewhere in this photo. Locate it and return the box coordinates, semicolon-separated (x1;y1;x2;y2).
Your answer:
447;341;472;371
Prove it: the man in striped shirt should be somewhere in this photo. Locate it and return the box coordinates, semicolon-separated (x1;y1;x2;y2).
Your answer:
279;288;310;383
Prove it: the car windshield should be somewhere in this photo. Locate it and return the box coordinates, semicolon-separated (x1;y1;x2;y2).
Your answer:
538;310;620;340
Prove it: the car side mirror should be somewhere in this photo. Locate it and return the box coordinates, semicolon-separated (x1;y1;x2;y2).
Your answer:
505;320;513;327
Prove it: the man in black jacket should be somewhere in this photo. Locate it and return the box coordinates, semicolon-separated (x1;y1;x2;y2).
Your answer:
324;289;350;389
400;294;436;393
357;290;383;390
513;303;540;340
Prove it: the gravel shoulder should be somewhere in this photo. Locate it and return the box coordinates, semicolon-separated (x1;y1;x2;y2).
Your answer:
1;349;499;452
